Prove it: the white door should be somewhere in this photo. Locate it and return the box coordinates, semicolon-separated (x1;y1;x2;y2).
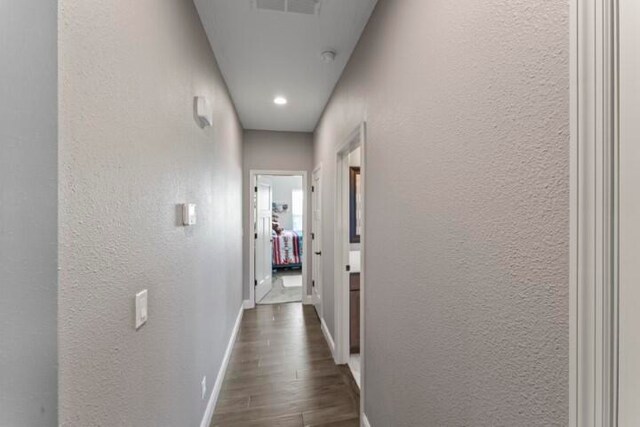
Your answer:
255;178;273;303
311;168;322;315
618;2;640;424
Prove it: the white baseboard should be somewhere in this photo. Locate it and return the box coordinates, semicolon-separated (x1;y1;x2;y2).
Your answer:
200;304;244;427
320;317;335;359
362;413;371;427
243;299;255;309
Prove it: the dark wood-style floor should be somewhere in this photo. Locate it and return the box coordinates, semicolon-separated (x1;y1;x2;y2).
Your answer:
211;303;360;427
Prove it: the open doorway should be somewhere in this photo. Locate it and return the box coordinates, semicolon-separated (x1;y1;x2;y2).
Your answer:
250;171;308;306
335;124;365;391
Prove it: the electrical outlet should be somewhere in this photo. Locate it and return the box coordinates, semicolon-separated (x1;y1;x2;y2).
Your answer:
201;376;207;400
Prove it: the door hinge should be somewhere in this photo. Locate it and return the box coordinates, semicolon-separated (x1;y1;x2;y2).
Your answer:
312;280;315;287
312;186;315;192
254;279;257;287
345;265;351;272
311;232;315;240
254;233;258;239
254;186;257;192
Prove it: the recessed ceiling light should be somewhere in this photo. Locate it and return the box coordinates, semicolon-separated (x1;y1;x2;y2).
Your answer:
274;96;288;105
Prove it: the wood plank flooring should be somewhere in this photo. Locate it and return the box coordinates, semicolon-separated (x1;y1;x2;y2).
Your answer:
211;303;360;427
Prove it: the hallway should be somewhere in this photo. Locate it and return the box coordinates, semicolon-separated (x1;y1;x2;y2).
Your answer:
2;0;602;425
211;304;359;426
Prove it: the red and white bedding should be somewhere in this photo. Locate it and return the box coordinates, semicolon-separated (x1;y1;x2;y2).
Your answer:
272;230;303;267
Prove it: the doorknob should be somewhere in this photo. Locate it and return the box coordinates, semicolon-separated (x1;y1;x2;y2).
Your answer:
315;251;322;256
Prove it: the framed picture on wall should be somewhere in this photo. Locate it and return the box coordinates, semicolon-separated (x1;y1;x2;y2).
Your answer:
349;167;361;243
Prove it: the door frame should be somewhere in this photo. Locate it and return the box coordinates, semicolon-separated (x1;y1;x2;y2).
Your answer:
311;164;323;316
333;123;366;393
569;0;619;425
254;178;273;303
248;170;311;307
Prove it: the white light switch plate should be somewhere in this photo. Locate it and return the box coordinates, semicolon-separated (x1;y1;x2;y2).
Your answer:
135;289;148;329
182;203;197;226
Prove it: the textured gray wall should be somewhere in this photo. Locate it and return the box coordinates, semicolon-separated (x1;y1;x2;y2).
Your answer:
242;130;314;300
314;0;570;425
0;1;58;425
59;1;243;425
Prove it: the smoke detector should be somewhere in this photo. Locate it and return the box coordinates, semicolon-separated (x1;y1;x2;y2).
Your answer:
254;0;321;16
320;50;336;63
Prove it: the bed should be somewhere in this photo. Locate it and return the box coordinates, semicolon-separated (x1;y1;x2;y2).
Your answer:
272;230;303;270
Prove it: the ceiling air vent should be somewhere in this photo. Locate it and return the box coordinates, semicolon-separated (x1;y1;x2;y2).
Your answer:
254;0;321;15
287;0;320;15
255;0;285;12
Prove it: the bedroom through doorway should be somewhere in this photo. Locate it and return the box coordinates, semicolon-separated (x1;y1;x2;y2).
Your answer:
253;173;306;305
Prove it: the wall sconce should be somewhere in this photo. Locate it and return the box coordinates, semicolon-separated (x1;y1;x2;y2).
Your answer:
195;96;213;128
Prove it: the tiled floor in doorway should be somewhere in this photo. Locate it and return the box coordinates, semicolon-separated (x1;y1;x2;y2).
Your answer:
259;270;303;305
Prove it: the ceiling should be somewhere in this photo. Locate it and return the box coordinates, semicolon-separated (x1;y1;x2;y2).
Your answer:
194;0;378;132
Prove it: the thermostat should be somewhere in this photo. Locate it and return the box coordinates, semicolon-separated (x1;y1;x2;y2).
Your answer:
182;203;197;226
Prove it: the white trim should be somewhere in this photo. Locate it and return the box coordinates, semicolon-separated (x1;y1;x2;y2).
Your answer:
362;413;371;427
569;0;618;425
334;135;350;365
320;317;335;358
248;170;310;306
200;304;244;427
333;123;367;421
243;299;255;310
358;123;367;419
334;124;365;366
311;164;323;316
